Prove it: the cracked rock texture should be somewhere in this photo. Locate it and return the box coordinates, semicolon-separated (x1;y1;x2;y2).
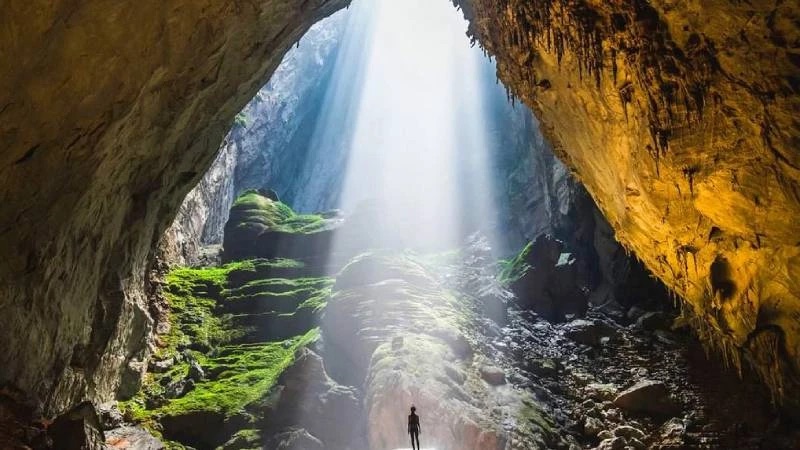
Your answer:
455;0;800;408
0;0;349;415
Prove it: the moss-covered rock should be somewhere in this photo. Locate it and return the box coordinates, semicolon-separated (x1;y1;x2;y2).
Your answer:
324;251;568;449
120;258;333;448
222;191;334;262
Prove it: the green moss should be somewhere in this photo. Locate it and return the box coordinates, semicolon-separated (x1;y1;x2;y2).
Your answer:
518;398;556;438
498;241;533;285
224;277;332;298
120;256;328;438
161;262;254;353
220;428;262;450
160;329;319;417
229;190;327;234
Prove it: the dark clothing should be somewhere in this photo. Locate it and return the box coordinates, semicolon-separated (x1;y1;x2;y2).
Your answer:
408;413;421;449
410;430;420;450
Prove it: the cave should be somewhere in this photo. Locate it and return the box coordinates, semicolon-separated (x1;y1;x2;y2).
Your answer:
1;0;799;449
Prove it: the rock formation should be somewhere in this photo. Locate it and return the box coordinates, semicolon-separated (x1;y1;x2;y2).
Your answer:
162;14;348;265
0;0;349;415
455;0;800;409
1;0;798;432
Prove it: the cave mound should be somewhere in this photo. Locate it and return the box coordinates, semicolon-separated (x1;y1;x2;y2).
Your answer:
222;190;334;262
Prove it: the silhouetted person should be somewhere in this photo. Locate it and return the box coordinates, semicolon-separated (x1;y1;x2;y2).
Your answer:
408;405;421;450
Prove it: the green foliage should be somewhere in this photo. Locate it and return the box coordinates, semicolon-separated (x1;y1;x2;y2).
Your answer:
120;256;330;439
161;262;254;352
497;241;534;285
230;190;327;234
160;329;319;417
221;428;262;450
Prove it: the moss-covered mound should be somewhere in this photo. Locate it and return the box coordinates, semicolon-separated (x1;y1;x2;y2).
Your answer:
222;190;333;262
120;258;333;449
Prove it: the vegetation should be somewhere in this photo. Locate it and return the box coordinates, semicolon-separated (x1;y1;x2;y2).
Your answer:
230;190;327;234
497;241;533;285
120;256;330;446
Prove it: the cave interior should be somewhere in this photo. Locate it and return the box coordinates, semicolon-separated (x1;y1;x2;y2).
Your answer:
0;0;799;449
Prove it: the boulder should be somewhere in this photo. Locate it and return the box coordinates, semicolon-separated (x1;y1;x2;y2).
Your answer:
187;361;205;382
508;235;590;322
585;383;618;402
635;311;671;331
583;416;604;437
221;191;335;262
563;319;618;346
595;436;627;450
528;358;559;378
613;380;680;416
479;366;507;385
97;403;124;430
267;348;360;448
267;428;323;450
611;425;645;441
147;358;174;374
105;426;164;450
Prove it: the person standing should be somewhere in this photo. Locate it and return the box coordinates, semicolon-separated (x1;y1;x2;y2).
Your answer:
408;405;421;450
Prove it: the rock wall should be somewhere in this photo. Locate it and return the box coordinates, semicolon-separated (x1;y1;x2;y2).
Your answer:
0;0;349;415
454;0;800;408
163;13;348;264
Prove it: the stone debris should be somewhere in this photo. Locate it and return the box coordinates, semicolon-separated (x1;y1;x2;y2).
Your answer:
613;380;680;417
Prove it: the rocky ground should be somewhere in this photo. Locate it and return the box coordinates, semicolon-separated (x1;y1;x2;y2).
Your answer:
2;192;798;449
441;236;800;450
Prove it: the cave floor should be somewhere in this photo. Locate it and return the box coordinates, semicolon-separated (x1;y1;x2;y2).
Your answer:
486;305;800;449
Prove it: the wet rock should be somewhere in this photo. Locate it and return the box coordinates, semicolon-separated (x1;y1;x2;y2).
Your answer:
187;361;204;382
613;380;679;416
528;358;559;377
147;358;174;374
635;312;670;331
97;404;123;431
656;418;686;447
611;425;645;441
479;366;507;385
563;319;618;346
508;235;590;322
597;430;614;440
266;428;323;450
268;348;360;448
627;437;646;449
586;383;618;402
583;416;604;437
105;426;164;450
626;306;646;322
49;402;104;450
595;436;627;450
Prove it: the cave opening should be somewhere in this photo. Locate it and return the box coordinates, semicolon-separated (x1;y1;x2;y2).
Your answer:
133;1;796;449
1;0;799;449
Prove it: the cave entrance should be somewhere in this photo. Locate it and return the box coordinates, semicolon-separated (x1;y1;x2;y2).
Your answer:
179;0;559;264
137;1;792;449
